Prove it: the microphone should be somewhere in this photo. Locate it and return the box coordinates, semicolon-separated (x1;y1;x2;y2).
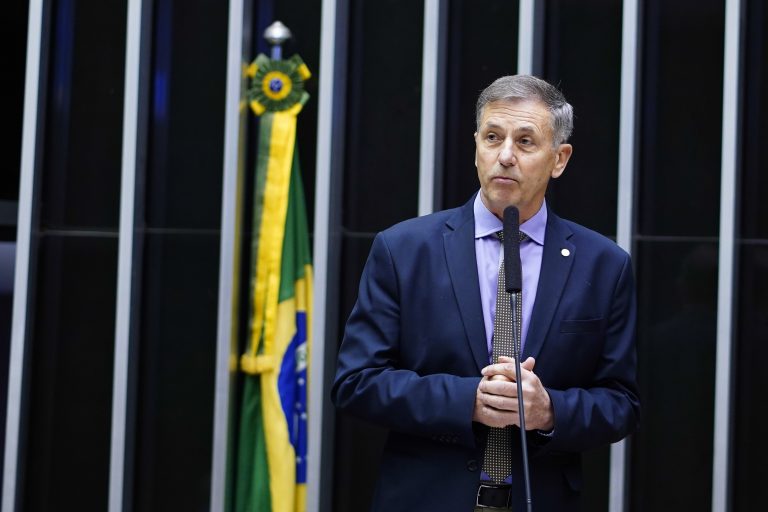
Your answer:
502;205;533;512
502;206;523;293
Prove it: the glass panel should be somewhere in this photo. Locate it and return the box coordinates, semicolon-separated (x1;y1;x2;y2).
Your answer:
39;0;126;231
334;239;388;512
732;245;768;509
132;0;227;509
630;2;724;508
333;414;388;512
333;233;382;511
636;0;725;237
143;0;227;231
342;0;423;232
543;0;621;239
0;242;16;487
442;0;519;210
21;0;126;508
23;235;118;510
732;0;768;508
332;1;423;507
5;0;28;204
631;240;718;511
133;233;220;510
738;0;768;240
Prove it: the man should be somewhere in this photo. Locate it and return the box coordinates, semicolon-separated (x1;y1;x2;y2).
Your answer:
332;75;640;511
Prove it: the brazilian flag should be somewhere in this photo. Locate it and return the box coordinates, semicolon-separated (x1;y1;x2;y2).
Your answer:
234;53;312;512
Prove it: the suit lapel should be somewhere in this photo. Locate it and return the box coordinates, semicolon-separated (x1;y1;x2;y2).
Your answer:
444;201;488;373
524;211;575;361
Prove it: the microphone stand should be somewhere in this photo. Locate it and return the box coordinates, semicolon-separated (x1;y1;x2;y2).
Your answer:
503;205;533;511
510;291;533;512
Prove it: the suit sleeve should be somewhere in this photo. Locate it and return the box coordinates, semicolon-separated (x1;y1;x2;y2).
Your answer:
331;233;481;448
538;252;640;453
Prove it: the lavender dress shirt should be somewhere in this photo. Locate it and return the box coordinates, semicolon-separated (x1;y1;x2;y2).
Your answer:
473;193;547;361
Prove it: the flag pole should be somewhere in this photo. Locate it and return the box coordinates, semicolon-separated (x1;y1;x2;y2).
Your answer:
265;20;292;61
235;19;313;512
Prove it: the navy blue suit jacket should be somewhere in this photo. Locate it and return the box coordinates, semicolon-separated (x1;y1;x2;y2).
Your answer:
332;197;640;511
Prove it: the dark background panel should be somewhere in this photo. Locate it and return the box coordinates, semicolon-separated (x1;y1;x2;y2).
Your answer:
442;0;519;210
342;0;423;232
581;447;610;512
332;415;388;512
22;235;117;511
3;0;28;204
39;0;126;231
333;234;380;511
273;0;322;232
336;235;376;336
630;240;718;511
131;1;228;509
19;0;126;509
637;0;725;237
332;6;425;503
144;0;228;231
739;0;768;239
543;0;621;239
732;244;768;509
0;243;13;488
732;0;768;508
133;232;219;511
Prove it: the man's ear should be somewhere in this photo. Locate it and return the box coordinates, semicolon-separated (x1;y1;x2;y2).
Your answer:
551;144;573;179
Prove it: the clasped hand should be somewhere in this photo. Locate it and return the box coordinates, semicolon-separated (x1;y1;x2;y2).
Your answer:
472;356;554;431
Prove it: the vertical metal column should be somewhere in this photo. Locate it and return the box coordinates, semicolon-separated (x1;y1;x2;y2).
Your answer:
611;1;641;510
3;1;44;510
209;0;247;510
712;0;742;510
418;0;447;216
517;0;536;75
108;0;146;510
307;0;348;510
517;0;544;76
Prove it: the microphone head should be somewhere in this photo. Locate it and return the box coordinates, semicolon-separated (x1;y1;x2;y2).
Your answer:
502;206;523;293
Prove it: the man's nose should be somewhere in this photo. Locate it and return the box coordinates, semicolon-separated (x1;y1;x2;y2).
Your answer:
498;142;516;166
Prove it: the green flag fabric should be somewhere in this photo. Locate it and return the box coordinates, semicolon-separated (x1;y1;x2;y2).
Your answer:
234;53;312;512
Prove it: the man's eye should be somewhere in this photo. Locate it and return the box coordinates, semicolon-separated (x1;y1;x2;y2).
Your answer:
519;138;532;145
487;133;498;141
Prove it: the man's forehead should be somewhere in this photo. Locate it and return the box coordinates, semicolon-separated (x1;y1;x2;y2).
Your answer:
481;98;549;121
480;100;551;132
482;121;538;132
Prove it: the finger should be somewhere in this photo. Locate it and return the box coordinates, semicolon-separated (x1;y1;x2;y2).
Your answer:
521;357;536;371
479;392;519;412
479;378;519;397
481;361;518;379
477;404;518;428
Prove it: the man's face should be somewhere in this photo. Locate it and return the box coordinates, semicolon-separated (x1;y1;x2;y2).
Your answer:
474;99;572;221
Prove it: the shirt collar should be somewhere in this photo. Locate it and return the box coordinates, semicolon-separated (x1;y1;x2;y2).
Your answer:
473;192;547;245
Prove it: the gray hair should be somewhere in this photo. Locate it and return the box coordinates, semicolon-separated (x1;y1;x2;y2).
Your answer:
475;75;574;146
